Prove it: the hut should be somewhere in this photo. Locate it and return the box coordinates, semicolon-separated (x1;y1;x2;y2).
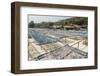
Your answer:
63;24;81;30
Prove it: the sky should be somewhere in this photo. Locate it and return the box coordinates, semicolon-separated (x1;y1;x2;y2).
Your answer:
28;15;72;23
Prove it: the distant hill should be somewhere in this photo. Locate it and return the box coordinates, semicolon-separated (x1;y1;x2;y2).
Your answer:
29;17;88;28
55;17;88;25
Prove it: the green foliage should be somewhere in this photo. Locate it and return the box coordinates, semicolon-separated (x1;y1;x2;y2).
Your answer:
34;22;54;28
62;17;88;25
28;21;35;28
28;17;88;28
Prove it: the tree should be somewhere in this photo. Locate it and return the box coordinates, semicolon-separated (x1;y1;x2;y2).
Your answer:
48;22;54;26
28;21;35;28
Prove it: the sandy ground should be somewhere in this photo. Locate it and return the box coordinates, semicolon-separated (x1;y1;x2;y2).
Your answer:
28;36;87;60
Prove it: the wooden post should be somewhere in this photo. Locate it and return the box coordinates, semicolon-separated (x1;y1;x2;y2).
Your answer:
78;41;79;49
